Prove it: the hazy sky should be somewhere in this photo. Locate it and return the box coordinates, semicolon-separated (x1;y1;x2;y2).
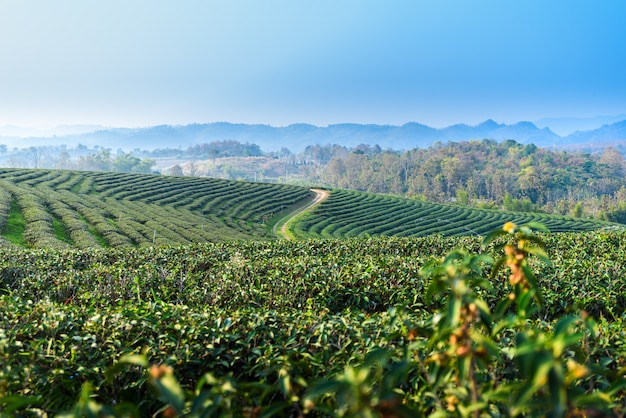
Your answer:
1;1;624;129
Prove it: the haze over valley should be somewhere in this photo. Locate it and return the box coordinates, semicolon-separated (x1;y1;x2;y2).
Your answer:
1;116;626;154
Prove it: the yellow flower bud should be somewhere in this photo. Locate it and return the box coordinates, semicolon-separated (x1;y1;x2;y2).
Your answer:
503;222;516;233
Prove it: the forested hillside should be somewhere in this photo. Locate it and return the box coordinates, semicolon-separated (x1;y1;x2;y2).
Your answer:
300;139;626;221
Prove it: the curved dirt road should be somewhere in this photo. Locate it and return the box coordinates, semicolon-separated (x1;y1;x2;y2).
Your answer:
274;188;329;239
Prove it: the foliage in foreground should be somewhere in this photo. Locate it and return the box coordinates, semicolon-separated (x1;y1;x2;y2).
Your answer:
0;226;625;416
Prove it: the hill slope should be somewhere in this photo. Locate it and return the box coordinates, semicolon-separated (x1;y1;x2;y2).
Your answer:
0;169;313;248
291;189;610;238
0;169;613;248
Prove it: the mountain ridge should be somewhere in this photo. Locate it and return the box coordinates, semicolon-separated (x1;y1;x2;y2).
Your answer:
535;114;626;136
1;119;625;153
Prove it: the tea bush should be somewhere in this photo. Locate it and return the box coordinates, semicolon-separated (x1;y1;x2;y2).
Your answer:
0;225;625;416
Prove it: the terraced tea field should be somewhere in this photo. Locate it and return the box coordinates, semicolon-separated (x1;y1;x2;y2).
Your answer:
290;189;610;238
0;169;614;248
0;169;313;248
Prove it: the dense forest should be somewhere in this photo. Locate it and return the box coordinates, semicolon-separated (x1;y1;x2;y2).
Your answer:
299;139;626;222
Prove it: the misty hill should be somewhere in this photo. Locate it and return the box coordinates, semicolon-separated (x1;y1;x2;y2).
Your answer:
535;114;626;136
565;120;626;147
537;120;626;155
2;119;626;153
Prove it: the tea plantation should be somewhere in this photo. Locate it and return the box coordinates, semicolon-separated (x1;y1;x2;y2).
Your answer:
0;169;624;416
291;189;608;239
0;169;611;247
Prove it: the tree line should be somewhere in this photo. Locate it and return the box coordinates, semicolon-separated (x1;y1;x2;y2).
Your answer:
0;145;155;174
138;140;263;159
299;139;626;222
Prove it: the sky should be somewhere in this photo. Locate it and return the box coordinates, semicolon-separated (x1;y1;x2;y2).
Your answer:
0;0;625;130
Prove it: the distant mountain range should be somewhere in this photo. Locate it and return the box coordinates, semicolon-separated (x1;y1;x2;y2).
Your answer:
1;118;626;153
534;114;626;136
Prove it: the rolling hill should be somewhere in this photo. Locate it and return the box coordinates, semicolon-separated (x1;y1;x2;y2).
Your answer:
290;189;609;238
0;169;613;249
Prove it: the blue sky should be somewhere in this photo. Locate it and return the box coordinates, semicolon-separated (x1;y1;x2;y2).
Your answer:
0;1;624;129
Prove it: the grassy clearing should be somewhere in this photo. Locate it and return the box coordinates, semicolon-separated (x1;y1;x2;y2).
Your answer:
76;213;108;247
52;216;73;245
1;200;27;246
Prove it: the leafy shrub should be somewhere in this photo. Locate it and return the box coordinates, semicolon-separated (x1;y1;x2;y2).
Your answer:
1;224;625;416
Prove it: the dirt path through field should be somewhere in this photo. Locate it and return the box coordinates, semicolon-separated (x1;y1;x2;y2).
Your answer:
274;188;329;240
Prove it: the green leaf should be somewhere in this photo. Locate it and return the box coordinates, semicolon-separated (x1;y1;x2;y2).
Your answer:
548;367;566;414
260;401;294;418
606;377;626;396
105;354;148;383
150;373;186;415
458;401;489;415
489;257;507;280
363;347;391;367
118;353;149;368
0;395;42;413
278;368;292;397
482;228;507;246
304;379;344;401
472;332;501;361
553;315;578;337
111;403;141;417
524;222;550;233
515;359;553;406
521;264;544;305
473;298;492;326
572;392;613;410
516;287;535;316
447;295;462;328
493;296;513;322
456;353;472;383
524;245;552;265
